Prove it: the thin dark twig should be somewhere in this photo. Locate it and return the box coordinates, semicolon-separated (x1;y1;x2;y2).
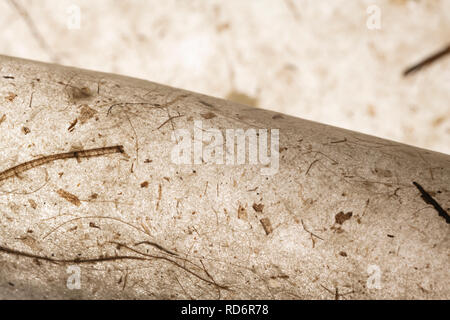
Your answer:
0;145;124;183
134;241;178;256
301;219;324;248
412;181;450;224
403;44;450;77
0;244;148;264
305;159;320;176
112;242;230;290
156;114;184;130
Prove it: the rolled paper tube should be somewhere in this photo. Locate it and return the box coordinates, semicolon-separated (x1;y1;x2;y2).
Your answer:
0;55;448;299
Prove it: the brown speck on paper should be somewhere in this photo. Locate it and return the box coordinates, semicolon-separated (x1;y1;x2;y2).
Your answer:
56;189;81;207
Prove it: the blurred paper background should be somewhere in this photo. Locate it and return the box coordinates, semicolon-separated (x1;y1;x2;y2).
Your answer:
1;0;449;153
